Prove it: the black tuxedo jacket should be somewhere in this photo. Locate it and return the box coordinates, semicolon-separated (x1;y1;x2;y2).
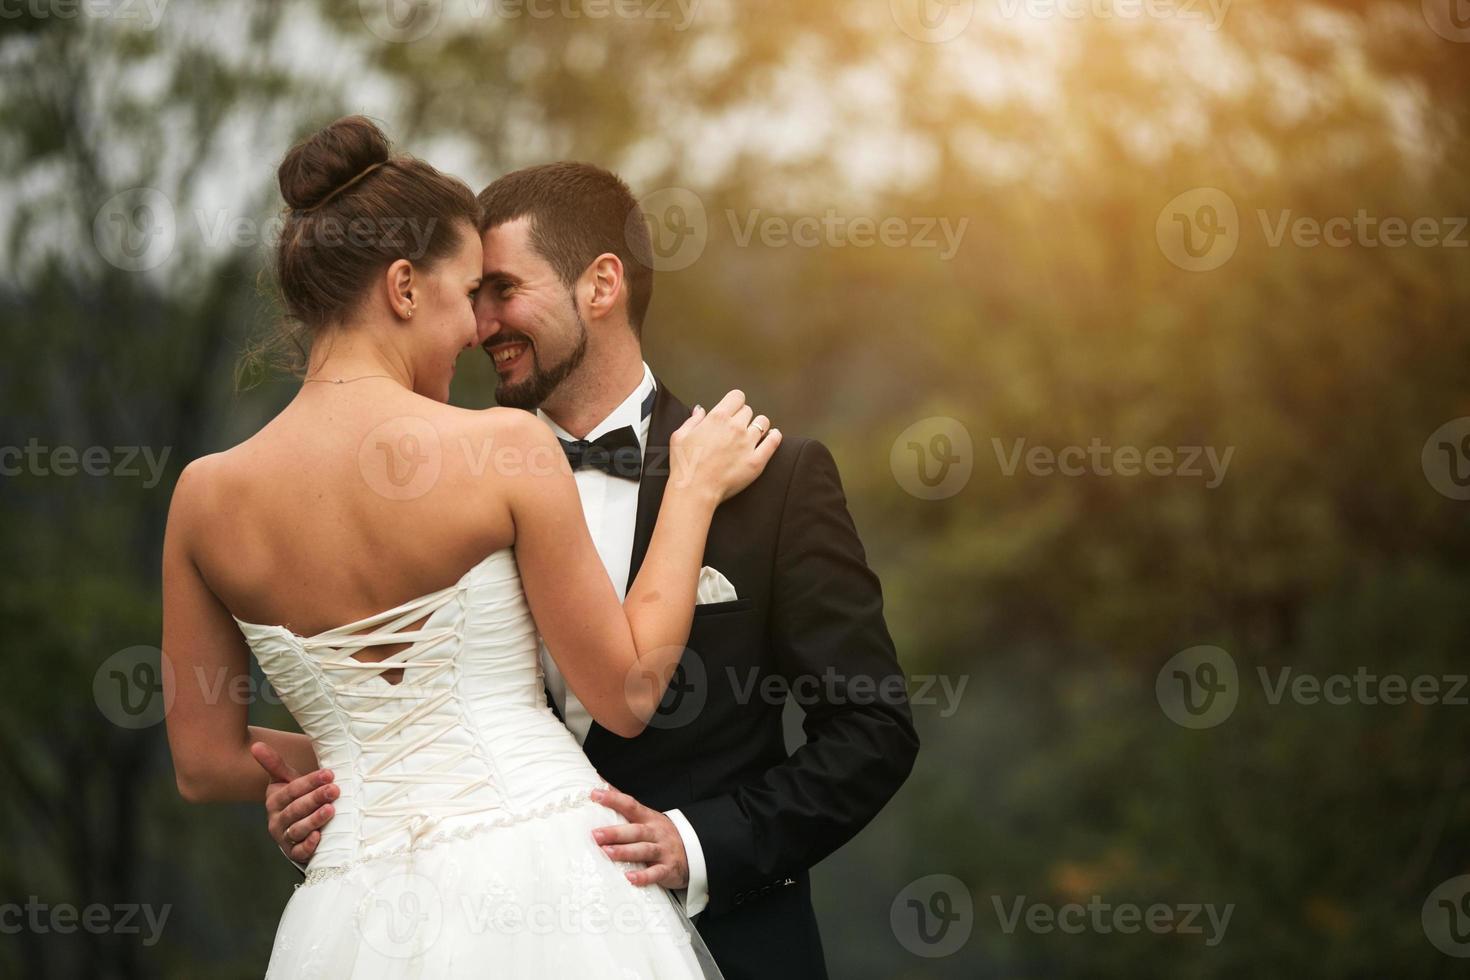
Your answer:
561;381;920;980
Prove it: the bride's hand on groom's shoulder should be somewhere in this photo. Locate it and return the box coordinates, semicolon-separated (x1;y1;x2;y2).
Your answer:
251;742;338;866
668;388;782;505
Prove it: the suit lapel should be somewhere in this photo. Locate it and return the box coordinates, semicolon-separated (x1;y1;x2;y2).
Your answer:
625;380;691;593
584;379;691;759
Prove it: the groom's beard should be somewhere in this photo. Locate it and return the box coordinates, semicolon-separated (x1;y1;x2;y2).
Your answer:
492;311;589;411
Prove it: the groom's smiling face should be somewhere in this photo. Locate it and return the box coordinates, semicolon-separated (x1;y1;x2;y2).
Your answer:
476;216;589;411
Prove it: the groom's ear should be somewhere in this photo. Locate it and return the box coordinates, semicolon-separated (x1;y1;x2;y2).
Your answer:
581;252;627;325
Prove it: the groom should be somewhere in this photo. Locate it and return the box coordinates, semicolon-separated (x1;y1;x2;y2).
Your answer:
252;162;919;979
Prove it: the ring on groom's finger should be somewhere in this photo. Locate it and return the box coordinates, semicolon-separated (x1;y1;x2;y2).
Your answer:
285;828;298;844
750;420;769;435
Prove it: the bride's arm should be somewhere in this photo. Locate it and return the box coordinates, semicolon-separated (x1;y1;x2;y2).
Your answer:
505;391;779;739
162;461;317;803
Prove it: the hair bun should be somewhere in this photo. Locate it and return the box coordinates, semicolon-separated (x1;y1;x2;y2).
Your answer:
278;115;392;211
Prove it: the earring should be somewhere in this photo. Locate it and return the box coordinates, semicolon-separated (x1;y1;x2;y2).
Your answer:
406;305;415;318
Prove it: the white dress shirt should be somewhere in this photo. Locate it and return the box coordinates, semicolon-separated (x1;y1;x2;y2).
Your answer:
537;361;710;918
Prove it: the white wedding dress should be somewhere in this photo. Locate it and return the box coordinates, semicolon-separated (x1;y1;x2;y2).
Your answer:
234;547;723;978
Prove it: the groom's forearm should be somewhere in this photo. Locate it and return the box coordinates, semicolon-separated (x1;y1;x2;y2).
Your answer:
679;439;920;915
676;699;917;915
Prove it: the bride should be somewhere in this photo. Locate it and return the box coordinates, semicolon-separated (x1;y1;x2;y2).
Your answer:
160;116;778;977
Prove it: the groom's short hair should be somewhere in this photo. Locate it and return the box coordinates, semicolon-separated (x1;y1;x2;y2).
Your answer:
477;162;653;335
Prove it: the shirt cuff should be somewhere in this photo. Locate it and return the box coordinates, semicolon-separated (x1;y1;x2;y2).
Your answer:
664;808;708;918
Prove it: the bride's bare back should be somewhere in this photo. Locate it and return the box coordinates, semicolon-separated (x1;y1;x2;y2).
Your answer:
186;384;519;636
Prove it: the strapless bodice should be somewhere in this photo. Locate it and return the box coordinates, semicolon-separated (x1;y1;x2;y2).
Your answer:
234;548;605;875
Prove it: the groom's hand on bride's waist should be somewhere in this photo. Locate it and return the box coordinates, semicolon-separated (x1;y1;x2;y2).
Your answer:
252;742;338;867
249;746;685;889
589;786;689;890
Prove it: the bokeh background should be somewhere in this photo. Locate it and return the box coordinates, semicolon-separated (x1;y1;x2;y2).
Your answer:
3;0;1469;976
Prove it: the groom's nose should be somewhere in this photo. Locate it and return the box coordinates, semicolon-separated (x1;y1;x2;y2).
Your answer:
474;305;499;347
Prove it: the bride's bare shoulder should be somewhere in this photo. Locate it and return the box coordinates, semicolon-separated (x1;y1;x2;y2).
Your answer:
163;450;237;550
170;427;266;490
166;418;289;527
439;405;561;450
169;440;264;510
426;406;566;492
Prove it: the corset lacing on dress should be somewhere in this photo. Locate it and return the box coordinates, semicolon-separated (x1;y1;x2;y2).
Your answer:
238;556;609;887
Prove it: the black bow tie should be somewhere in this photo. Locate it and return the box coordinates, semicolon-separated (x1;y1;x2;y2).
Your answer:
558;425;642;481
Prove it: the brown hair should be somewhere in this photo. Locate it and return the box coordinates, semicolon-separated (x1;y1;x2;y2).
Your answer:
243;115;478;382
477;162;653;335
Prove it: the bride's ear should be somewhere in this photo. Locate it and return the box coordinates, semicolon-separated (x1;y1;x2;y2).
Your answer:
386;258;417;321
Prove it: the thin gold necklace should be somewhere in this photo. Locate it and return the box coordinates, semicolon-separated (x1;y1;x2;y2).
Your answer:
302;374;400;386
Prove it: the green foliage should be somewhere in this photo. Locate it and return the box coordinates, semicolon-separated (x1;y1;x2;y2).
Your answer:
1;1;1466;976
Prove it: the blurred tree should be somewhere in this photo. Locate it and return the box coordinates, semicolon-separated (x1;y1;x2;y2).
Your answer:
1;0;1466;976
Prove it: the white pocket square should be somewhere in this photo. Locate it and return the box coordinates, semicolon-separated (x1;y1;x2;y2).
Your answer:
695;565;739;605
